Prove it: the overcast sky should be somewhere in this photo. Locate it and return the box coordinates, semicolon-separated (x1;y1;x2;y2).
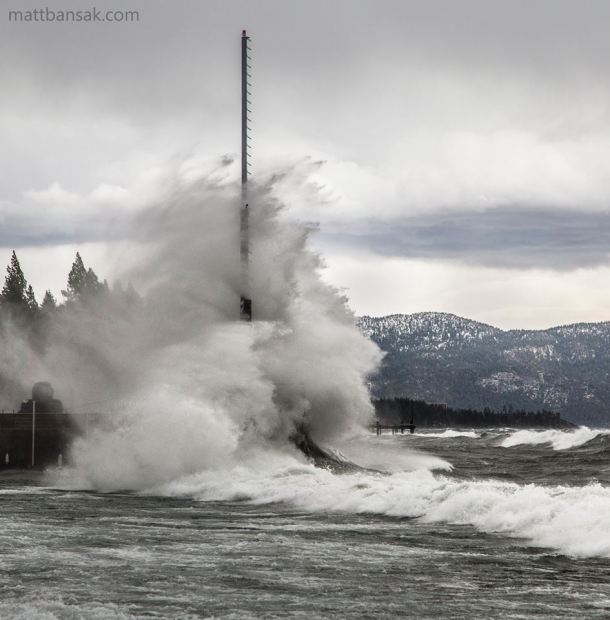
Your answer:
2;0;610;329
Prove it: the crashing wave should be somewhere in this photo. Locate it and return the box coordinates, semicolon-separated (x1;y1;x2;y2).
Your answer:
416;430;480;439
153;457;610;560
500;427;610;450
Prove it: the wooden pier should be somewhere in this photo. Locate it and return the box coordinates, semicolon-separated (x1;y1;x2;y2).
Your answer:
370;422;416;436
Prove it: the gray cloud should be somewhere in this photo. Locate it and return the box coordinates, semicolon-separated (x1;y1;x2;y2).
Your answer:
3;0;610;323
3;0;610;200
321;208;610;270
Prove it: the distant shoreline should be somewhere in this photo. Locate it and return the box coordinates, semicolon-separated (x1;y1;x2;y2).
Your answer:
374;397;576;429
360;313;610;427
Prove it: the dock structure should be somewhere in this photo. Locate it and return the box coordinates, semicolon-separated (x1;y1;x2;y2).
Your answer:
0;411;108;468
240;29;252;321
371;422;416;436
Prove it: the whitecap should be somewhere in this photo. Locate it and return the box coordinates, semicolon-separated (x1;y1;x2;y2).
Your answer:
500;427;610;450
416;430;480;439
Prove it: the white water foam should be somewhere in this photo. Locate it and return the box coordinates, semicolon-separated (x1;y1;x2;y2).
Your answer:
334;434;453;473
154;455;610;559
0;598;132;620
501;427;610;450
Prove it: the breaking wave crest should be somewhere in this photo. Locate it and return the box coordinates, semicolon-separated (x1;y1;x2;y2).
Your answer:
501;427;610;451
417;430;480;439
153;455;610;559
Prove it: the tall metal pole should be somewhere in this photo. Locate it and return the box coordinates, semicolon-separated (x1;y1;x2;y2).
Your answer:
240;29;252;321
31;400;36;468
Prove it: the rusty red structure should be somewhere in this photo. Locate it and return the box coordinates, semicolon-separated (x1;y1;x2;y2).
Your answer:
0;411;110;468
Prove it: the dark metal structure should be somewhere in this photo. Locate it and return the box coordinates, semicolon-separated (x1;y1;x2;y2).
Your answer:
2;383;82;468
19;381;63;414
240;29;252;321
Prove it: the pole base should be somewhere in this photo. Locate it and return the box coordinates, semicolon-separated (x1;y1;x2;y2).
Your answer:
240;296;252;322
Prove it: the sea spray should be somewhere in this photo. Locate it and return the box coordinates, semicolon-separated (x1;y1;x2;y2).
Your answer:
36;161;381;489
27;161;610;563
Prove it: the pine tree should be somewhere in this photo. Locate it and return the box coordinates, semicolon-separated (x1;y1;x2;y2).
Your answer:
25;285;38;312
125;281;141;306
62;252;87;301
41;290;57;312
1;251;27;306
61;253;105;305
85;267;101;294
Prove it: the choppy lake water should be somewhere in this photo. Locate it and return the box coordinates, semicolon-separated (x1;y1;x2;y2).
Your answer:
1;427;609;619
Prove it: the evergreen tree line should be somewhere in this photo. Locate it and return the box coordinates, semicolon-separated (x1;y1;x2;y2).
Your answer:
374;397;574;429
0;250;142;410
0;250;139;327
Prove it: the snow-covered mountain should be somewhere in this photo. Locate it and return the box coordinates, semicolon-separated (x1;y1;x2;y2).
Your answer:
358;312;610;425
